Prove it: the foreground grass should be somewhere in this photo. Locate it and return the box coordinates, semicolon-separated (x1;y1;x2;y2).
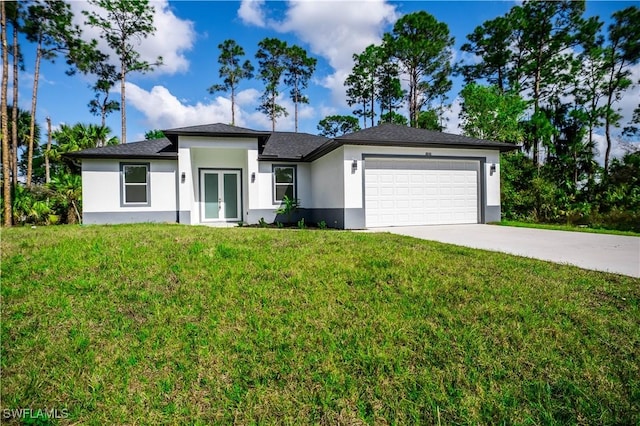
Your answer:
495;220;640;237
1;224;639;425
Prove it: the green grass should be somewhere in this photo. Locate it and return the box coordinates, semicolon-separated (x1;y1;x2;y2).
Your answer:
494;220;640;236
1;224;639;425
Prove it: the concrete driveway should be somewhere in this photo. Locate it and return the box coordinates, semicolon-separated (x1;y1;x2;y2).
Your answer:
369;224;640;278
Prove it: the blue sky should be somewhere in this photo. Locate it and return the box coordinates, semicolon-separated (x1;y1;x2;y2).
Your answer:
14;0;639;159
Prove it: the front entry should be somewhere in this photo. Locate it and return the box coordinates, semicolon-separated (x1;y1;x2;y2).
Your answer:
200;169;241;222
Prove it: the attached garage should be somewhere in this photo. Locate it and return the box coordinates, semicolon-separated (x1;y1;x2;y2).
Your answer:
364;158;480;227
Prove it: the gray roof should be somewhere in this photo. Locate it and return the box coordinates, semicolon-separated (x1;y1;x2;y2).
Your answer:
65;138;177;159
338;123;517;149
305;123;519;160
68;123;518;161
163;123;269;140
260;132;329;160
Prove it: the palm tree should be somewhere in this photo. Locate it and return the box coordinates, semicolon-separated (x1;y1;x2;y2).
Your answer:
49;173;81;224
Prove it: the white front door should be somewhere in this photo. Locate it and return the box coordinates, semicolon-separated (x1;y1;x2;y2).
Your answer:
200;170;241;222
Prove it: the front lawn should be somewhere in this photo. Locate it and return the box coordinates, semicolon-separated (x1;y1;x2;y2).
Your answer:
1;224;638;424
494;220;640;237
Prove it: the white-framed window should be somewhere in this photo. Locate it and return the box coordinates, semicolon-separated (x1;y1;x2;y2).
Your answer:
273;165;296;203
121;163;150;206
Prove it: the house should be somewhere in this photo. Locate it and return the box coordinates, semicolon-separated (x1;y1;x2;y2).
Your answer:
66;123;518;229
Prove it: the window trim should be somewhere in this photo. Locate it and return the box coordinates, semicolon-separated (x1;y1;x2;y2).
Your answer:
120;162;151;207
272;164;297;204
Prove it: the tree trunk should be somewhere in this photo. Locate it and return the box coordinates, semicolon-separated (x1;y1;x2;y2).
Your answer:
231;85;236;126
1;2;12;226
45;116;51;183
27;42;42;187
120;63;126;144
532;63;541;167
11;21;18;188
604;104;612;173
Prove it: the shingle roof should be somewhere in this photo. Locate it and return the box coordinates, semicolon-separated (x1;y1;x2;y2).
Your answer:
337;123;518;149
260;132;329;160
305;123;519;160
65;138;177;159
163;123;269;138
68;123;518;161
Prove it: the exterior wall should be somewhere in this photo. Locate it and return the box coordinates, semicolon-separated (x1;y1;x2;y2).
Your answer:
82;158;178;224
178;136;256;225
246;161;311;224
340;145;502;228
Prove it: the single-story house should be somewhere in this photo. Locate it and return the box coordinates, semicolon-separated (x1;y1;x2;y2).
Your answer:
66;123;518;229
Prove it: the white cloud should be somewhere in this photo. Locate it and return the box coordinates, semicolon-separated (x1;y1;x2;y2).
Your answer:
126;83;318;132
71;0;196;75
239;1;399;106
238;0;267;28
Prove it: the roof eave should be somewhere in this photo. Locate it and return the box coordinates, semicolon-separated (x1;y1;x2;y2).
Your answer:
64;153;178;160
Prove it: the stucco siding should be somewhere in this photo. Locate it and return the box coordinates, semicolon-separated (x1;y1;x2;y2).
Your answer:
310;146;345;209
81;159;177;223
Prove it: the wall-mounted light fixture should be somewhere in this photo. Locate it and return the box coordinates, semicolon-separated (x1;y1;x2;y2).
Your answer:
251;172;256;183
351;159;358;173
181;172;186;183
490;163;496;176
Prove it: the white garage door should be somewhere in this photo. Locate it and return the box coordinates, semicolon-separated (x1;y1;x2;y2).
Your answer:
365;159;479;227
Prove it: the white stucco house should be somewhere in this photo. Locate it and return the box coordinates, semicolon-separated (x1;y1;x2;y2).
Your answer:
66;123;518;229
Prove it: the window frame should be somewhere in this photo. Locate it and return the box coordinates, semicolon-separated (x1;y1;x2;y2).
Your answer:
272;164;297;204
120;162;151;207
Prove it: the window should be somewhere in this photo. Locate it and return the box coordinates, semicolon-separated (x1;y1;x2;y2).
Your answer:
121;163;150;205
273;165;296;203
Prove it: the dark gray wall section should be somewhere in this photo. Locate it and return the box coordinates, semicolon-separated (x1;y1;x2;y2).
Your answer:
84;211;177;225
485;206;501;223
247;208;346;228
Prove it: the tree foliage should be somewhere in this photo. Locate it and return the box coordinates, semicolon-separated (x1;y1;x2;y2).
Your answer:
256;38;289;131
317;115;361;138
459;83;526;142
208;39;254;126
84;0;162;144
383;11;453;127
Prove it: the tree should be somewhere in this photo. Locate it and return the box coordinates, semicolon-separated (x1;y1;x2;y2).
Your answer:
459;83;526;142
379;111;408;126
87;60;120;130
84;0;162;144
144;129;165;140
284;45;316;132
48;123;118;174
458;15;513;93
377;61;404;117
23;0;84;186
317;115;361;138
600;6;640;172
417;109;443;131
1;0;11;226
383;11;454;127
208;39;254;126
345;64;371;128
7;1;22;188
508;1;587;165
256;38;288;131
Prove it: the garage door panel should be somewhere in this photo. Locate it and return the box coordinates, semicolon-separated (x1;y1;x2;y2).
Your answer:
365;159;479;227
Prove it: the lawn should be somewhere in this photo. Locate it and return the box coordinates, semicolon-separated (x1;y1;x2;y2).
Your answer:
494;220;640;237
1;224;639;425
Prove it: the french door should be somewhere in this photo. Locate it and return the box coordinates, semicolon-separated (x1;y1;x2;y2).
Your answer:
200;170;241;222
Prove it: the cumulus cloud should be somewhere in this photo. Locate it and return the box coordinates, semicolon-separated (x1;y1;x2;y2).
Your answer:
238;0;398;106
126;83;316;132
71;0;196;75
238;0;268;28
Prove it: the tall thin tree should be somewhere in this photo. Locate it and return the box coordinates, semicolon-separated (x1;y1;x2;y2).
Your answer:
208;39;254;126
284;44;316;132
84;0;162;144
256;38;288;131
23;0;83;186
1;0;11;226
383;11;454;128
